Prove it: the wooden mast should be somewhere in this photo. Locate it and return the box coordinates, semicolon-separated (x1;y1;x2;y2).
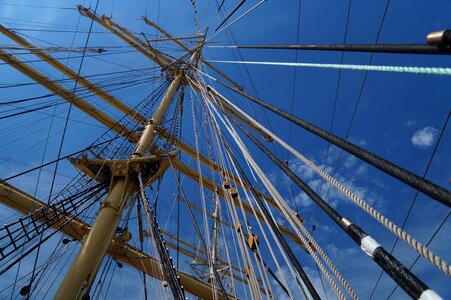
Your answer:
54;49;200;300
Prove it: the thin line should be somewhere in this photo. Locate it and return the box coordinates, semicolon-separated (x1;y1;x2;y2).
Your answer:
371;111;450;298
27;0;101;294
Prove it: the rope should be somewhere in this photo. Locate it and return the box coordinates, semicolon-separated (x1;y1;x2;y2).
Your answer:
137;173;186;300
214;0;247;32
207;43;451;55
214;87;451;277
193;76;308;299
207;59;451;76
226;116;358;300
207;79;451;208
209;100;344;300
208;0;266;41
211;97;442;299
187;76;261;298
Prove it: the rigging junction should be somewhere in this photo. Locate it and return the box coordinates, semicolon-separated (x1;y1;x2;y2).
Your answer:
0;4;449;300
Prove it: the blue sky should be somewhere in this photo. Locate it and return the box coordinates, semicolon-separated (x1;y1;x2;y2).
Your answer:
0;0;450;299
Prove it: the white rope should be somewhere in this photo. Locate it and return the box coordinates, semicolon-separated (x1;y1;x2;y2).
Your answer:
187;76;261;298
213;88;451;278
206;90;359;299
195;78;297;299
207;60;451;76
208;98;346;300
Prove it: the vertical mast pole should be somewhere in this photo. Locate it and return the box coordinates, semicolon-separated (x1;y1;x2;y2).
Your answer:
54;49;200;300
211;194;220;263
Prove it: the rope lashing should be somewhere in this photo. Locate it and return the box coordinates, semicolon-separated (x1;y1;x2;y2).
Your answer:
207;60;451;76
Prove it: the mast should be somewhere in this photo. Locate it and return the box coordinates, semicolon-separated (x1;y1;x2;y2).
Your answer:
54;49;200;300
211;193;220;263
0;3;449;299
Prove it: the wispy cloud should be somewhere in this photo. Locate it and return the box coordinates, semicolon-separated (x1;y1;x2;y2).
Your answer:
405;120;417;128
411;126;438;149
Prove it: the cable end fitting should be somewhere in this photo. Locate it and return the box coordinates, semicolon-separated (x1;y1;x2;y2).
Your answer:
427;30;451;46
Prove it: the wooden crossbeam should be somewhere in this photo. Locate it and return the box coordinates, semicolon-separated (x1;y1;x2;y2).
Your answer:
0;181;231;300
0;24;147;125
78;5;170;69
0;49;139;143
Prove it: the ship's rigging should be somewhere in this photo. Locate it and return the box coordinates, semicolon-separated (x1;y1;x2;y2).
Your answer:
0;1;450;299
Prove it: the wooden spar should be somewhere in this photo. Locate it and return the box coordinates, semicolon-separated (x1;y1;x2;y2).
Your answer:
158;230;249;279
0;181;231;300
0;48;139;143
0;24;147;125
77;6;170;68
142;16;243;90
77;8;269;142
170;158;306;249
101;15;172;65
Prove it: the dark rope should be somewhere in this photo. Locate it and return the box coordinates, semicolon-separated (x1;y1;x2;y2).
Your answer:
214;0;247;32
208;83;451;208
232;117;436;299
138;175;186;300
214;43;451;54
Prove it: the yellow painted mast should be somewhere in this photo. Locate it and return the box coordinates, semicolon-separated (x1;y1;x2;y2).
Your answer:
54;49;200;300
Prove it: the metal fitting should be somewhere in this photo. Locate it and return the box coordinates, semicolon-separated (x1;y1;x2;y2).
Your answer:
427;30;451;45
341;217;353;230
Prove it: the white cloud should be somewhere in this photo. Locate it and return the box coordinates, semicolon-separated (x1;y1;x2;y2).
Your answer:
294;191;314;208
411;126;438;149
